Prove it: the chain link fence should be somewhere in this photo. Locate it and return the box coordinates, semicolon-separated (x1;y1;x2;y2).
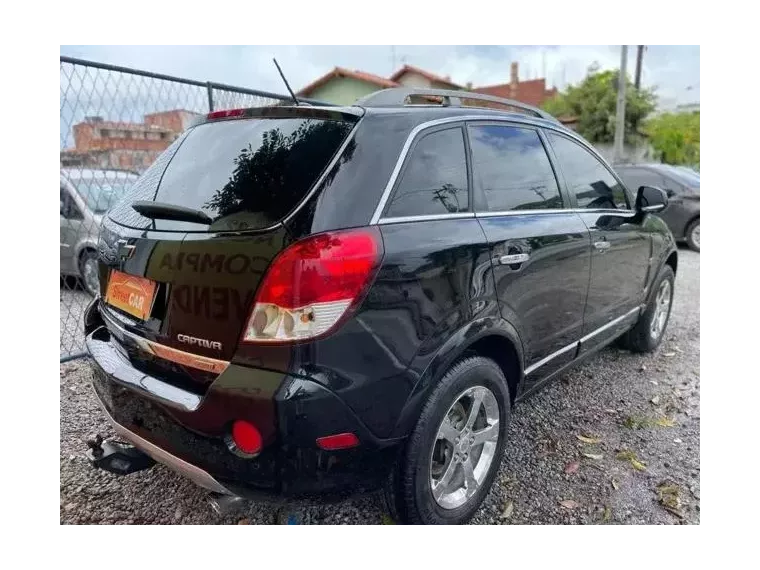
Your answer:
60;56;322;360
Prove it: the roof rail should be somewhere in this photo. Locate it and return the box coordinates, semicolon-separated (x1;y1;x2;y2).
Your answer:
355;87;558;123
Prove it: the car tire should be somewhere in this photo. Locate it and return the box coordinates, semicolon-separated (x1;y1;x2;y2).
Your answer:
620;264;675;353
383;356;511;524
79;249;100;297
685;219;700;252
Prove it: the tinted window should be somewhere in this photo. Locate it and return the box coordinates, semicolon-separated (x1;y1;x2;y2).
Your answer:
469;125;562;212
549;133;630;209
617;168;665;193
385;127;468;217
110;117;354;231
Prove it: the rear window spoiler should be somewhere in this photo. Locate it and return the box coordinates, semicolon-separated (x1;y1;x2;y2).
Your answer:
192;105;364;129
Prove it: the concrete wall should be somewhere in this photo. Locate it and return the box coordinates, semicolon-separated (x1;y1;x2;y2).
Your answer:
594;142;655;164
308;77;381;105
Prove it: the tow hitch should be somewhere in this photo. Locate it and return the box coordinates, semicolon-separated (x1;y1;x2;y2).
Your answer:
86;434;156;475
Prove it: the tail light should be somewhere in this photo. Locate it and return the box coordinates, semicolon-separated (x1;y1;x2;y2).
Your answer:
241;227;383;343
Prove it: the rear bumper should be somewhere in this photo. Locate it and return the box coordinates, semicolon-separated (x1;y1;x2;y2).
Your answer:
83;303;403;502
94;393;234;496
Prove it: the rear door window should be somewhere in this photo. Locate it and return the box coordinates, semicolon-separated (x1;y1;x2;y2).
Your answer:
384;127;469;218
468;124;562;212
109;116;355;231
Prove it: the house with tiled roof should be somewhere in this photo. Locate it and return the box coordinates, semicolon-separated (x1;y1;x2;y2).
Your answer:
297;61;558;109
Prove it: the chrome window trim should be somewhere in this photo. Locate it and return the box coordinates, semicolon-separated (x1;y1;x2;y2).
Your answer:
377;207;638;224
369;114;629;224
524;306;642;375
378;212;475;225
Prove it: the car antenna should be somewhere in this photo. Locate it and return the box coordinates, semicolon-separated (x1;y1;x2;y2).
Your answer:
273;58;300;106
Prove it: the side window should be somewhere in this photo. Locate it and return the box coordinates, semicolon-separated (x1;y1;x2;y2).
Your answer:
468;124;562;212
385;127;469;218
617;168;665;194
548;133;630;210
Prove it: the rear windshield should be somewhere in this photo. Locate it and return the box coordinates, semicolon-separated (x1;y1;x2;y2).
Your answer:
110;116;354;231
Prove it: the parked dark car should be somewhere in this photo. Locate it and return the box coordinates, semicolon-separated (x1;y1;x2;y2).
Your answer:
614;163;700;251
83;88;677;525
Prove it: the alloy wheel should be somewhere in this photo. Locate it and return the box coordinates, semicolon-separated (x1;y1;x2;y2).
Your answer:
83;257;99;296
650;279;672;341
429;385;500;510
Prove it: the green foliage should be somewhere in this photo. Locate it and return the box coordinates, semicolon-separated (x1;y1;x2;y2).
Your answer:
644;111;700;166
542;64;657;144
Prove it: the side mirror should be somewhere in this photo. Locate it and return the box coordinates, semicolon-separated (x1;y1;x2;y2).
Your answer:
636;185;668;213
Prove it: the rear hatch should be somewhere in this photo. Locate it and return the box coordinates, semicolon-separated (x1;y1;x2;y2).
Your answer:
97;107;360;391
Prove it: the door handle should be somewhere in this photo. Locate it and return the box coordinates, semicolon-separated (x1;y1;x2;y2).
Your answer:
594;240;611;253
498;253;530;265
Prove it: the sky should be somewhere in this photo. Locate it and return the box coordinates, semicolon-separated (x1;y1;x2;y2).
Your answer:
61;45;700;110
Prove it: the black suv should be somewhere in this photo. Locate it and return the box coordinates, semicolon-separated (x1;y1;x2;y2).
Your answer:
83;88;677;525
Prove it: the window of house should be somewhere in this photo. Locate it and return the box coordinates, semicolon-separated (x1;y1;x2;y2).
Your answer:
468;124;562;212
384;127;469;218
548;132;630;210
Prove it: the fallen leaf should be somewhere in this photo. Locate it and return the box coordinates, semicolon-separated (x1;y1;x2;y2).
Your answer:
577;435;601;444
630;458;647;471
649;380;658;385
651;395;661;405
655;416;676;427
564;461;580;474
611;478;620;490
381;514;396;525
559;500;579;509
673;438;682;444
663;352;676;357
656;483;683;517
500;501;514;520
616;449;647;471
237;518;250;525
582;452;604;461
603;505;612;522
616;450;636;461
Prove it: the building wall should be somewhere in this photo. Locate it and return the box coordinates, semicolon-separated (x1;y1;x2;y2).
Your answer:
73;122;171;152
144;110;200;132
308;77;382;105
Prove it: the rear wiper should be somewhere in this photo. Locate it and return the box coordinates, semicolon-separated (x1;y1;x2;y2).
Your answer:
132;201;213;225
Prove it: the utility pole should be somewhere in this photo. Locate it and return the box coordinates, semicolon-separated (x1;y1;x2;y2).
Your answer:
613;45;628;163
634;45;644;89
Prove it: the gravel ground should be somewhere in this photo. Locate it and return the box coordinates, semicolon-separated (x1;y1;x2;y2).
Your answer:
60;248;699;525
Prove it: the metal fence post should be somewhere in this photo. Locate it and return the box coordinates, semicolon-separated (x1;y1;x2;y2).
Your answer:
207;82;214;112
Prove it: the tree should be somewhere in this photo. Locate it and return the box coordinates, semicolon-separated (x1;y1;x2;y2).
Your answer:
643;111;700;166
542;64;657;145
